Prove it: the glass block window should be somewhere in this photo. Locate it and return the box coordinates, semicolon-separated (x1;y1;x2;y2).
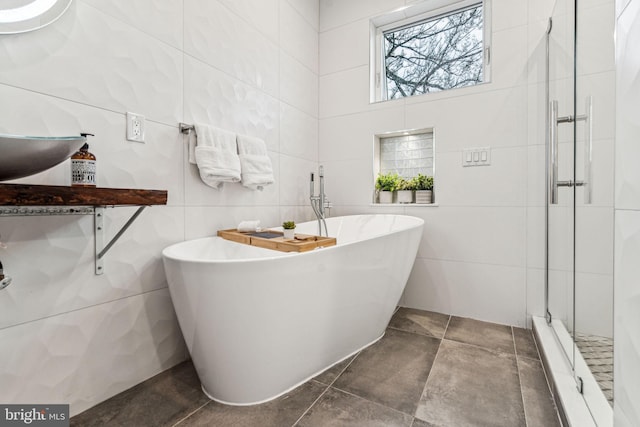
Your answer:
379;132;433;179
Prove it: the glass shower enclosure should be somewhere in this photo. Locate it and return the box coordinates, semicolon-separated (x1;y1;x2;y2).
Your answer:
545;0;615;424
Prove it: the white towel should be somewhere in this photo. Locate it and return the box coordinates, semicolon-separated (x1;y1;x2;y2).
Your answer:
237;220;260;232
236;134;274;191
193;123;241;189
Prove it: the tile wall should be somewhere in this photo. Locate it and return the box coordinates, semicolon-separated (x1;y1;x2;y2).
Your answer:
0;0;319;416
319;0;563;327
614;0;640;425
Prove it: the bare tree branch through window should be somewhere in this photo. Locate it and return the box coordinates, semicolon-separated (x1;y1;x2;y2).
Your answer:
384;5;484;99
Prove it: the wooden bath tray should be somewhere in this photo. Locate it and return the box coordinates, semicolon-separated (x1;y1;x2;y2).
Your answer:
217;229;336;253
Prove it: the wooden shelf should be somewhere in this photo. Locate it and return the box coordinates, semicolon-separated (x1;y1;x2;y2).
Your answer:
0;183;168;275
0;183;167;206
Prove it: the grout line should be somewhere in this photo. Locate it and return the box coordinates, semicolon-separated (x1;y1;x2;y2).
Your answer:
514;348;531;427
172;400;212;427
326;386;418;419
291;385;330;426
292;351;361;426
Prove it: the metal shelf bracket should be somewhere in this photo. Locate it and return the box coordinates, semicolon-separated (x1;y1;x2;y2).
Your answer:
94;206;146;275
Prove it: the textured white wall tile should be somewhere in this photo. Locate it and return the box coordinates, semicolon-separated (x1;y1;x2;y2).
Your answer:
615;4;640;424
434;147;527;207
319;18;369;76
279;154;319;205
319;65;405;119
491;25;529;88
574;206;614;275
0;207;185;329
218;0;280;43
184;206;281;240
319;107;405;162
280;52;320;117
288;0;320;31
403;258;527;327
184;0;279;98
614;209;640;426
493;0;528;31
280;103;319;161
576;3;616;75
526;206;546;269
319;0;404;32
281;0;319;72
526;267;545;324
410;207;526;267
0;2;183;125
184;56;280;152
0;289;186;417
615;1;640;211
405;86;528;152
321;158;375;206
529;0;561;22
279;205;317;224
80;0;184;49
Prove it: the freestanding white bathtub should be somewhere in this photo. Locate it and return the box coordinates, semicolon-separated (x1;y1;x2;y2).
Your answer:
162;214;424;405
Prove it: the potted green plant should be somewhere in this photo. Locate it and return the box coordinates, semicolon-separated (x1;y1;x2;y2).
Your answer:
413;174;433;204
397;177;416;203
282;221;296;239
375;172;400;203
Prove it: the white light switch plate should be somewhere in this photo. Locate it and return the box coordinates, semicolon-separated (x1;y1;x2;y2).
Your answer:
463;147;491;167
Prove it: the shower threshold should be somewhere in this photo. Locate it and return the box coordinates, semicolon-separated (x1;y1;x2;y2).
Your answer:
532;317;612;427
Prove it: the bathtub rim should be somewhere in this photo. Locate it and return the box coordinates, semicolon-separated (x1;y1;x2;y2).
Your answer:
162;214;424;264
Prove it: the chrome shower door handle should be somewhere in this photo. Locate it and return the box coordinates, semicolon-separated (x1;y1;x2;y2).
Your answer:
549;100;559;204
583;96;593;204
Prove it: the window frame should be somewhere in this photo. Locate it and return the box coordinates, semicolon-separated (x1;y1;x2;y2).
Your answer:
370;0;492;103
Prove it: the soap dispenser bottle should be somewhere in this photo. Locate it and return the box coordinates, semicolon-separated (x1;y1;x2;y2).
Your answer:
71;133;96;187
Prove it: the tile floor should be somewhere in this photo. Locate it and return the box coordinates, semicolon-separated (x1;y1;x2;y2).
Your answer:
71;308;561;427
575;333;614;406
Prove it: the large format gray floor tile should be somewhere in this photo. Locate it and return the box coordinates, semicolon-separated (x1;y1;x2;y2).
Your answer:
415;339;526;427
313;355;357;386
297;387;414;427
513;327;540;360
178;381;326;427
71;361;209;427
444;316;515;354
388;308;450;339
333;328;440;415
518;357;561;427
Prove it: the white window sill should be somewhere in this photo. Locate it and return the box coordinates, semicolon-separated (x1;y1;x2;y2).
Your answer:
369;203;439;207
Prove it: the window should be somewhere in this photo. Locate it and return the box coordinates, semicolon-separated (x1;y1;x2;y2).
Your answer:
371;0;491;102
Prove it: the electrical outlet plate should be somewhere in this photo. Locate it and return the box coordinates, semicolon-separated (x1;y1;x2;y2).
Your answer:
126;112;145;143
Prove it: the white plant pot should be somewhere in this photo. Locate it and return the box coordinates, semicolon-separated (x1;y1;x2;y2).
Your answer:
378;191;394;204
283;229;295;239
397;190;414;204
415;190;432;204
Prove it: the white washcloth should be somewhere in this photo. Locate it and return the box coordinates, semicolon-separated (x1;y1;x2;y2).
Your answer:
236;134;274;191
237;220;260;232
193;123;241;189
